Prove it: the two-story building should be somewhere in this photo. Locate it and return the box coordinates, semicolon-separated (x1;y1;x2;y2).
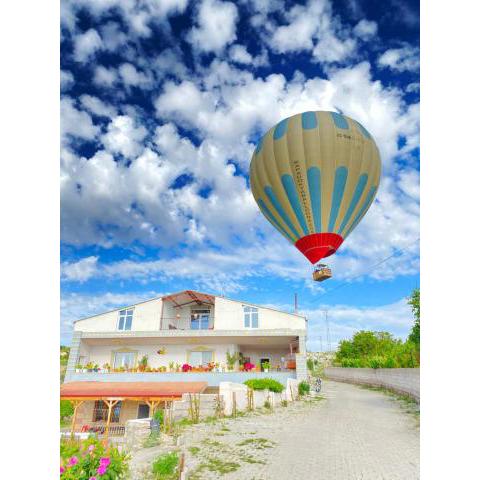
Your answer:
61;290;307;434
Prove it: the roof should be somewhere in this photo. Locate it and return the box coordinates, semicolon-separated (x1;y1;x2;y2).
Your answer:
60;381;208;399
162;290;215;307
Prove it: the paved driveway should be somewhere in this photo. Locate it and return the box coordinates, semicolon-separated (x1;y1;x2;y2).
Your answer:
133;380;420;479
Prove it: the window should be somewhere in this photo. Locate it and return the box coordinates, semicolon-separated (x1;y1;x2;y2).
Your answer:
113;351;135;369
243;306;259;328
118;308;134;331
137;404;150;419
189;350;213;366
190;309;210;330
93;401;121;423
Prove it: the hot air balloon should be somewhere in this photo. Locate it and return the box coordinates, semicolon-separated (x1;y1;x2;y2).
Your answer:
249;111;381;282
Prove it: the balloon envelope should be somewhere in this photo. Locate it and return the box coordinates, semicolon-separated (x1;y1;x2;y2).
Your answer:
250;111;381;264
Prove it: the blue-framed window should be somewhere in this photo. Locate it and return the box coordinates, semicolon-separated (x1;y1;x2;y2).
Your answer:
118;308;134;331
244;306;259;328
190;309;210;330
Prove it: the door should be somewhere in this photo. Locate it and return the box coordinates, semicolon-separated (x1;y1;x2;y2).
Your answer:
137;404;150;419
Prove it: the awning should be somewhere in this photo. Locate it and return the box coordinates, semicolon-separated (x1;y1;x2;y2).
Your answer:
60;381;208;400
162;290;215;307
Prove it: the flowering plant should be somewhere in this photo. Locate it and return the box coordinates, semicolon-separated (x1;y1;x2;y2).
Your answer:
60;437;129;479
181;363;193;372
243;362;256;371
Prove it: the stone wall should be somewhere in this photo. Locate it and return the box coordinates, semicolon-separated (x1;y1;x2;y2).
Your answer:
324;367;420;402
170;393;222;421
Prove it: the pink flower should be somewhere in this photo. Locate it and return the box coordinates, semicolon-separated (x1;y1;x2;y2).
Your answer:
68;456;78;466
88;445;95;453
99;457;110;466
89;477;97;480
60;466;65;474
97;465;107;475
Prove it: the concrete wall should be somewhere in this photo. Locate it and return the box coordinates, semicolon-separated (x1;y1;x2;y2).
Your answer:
324;367;420;402
74;297;162;332
214;297;306;331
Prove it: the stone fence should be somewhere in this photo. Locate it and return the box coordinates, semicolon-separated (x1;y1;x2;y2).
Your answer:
324;367;420;402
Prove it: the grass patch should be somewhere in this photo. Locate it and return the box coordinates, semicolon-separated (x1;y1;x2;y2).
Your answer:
192;457;240;477
188;446;200;456
151;451;179;480
238;454;266;464
237;437;275;449
143;432;161;448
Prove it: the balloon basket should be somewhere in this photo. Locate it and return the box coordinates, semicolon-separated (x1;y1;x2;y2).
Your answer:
312;264;332;282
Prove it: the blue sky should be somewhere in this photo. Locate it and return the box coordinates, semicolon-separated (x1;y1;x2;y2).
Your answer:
60;0;420;349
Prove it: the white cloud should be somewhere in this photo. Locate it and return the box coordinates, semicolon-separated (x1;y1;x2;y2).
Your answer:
61;97;100;141
303;298;414;350
61;256;99;282
73;28;103;63
353;19;377;40
266;0;356;64
101;115;148;158
229;44;253;64
118;63;151;88
79;94;117;118
61;70;74;91
188;0;239;53
93;66;118;87
378;45;419;72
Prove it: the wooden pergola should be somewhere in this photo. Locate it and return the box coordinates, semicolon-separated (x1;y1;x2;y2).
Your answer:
61;381;207;440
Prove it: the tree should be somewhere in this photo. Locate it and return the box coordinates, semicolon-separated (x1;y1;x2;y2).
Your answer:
407;288;420;345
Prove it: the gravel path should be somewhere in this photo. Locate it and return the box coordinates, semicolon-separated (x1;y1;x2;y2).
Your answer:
132;380;419;479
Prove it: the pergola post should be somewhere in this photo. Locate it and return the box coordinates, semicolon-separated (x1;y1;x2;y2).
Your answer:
70;400;84;438
103;399;120;440
146;400;160;418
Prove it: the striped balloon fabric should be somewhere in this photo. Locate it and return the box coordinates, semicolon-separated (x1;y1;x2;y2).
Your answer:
250;111;381;265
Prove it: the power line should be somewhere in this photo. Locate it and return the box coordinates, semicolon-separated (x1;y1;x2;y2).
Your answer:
319;237;420;298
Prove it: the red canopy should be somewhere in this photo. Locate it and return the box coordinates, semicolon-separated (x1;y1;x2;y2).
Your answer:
61;381;207;399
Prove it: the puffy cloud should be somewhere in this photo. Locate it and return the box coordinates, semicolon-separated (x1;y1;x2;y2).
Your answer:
61;97;100;141
61;70;74;91
101;115;148;158
229;44;253;64
188;0;239;53
118;63;151;88
62;256;99;282
79;94;117;118
73;28;103;63
353;19;378;39
378;45;420;72
93;66;118;87
267;0;356;64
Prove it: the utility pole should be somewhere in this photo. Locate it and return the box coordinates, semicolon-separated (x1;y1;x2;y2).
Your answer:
325;310;332;352
294;293;298;314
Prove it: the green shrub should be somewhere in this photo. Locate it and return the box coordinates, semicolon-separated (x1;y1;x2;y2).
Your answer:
60;437;129;479
152;452;179;479
60;400;74;420
383;356;397;368
306;358;314;371
244;378;284;393
368;356;385;369
153;409;164;424
298;381;310;396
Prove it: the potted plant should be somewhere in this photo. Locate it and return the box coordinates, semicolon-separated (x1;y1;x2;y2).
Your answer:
157;347;166;355
168;361;175;372
75;364;83;373
182;363;192;372
244;362;255;372
138;355;148;372
226;351;238;372
261;361;271;373
102;363;110;373
85;361;95;372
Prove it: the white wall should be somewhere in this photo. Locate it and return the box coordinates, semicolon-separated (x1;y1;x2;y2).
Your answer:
74;298;162;332
214;297;306;331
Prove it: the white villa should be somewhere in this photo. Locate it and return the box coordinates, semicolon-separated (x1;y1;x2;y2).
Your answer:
62;290;307;434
